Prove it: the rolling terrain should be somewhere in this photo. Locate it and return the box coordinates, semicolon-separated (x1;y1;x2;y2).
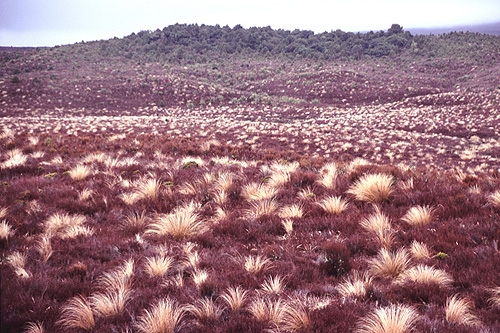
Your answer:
1;25;500;332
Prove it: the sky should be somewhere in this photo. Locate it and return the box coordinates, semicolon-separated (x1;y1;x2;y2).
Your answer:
1;0;500;47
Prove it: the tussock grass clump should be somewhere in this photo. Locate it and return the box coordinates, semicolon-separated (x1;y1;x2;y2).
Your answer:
360;208;393;249
242;254;272;274
146;201;206;240
2;149;28;168
297;186;316;201
145;255;175;277
401;205;434;226
317;196;349;215
135;298;186;333
35;235;53;262
249;297;286;325
317;162;338;189
98;259;135;292
242;182;278;201
245;199;278;218
137;178;161;200
445;295;481;327
7;251;31;278
488;287;500;308
281;218;294;235
368;248;410;278
23;321;45;333
121;211;150;234
44;213;93;239
488;191;500;207
260;275;286;294
337;272;374;300
410;240;431;259
186;298;223;321
57;295;95;330
396;264;453;287
90;289;133;318
348;173;394;203
192;269;209;288
282;303;311;332
219;286;249;311
278;204;303;219
77;188;93;201
356;304;418;333
68;164;92;181
0;220;14;240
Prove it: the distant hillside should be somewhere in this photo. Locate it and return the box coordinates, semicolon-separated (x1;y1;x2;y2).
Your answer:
409;21;500;36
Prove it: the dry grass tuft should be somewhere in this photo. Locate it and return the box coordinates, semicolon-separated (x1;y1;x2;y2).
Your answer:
445;295;481;327
44;213;92;239
488;191;500;207
90;288;133;318
146;201;206;240
242;254;272;274
245;199;278;218
23;321;45;333
68;164;92;181
137;178;161;200
0;206;8;219
242;183;278;201
488;287;500;308
219;286;249;311
282;303;311;332
348;173;394;203
360;209;393;249
145;255;175;277
401;206;434;226
0;220;14;240
135;298;186;333
297;186;316;201
260;275;286;294
98;258;135;292
317;196;349;215
121;211;150;234
77;188;94;201
396;264;453;287
278;204;303;219
337;272;374;300
368;248;410;278
281;219;294;235
186;298;223;320
2;149;28;168
317;162;338;189
192;269;208;288
7;251;30;278
356;304;418;333
35;234;53;262
249;297;286;326
57;295;95;330
409;240;431;259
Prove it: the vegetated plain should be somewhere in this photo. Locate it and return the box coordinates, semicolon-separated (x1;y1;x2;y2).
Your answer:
1;24;500;332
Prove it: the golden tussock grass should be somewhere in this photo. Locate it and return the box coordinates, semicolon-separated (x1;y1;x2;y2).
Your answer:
0;206;8;219
360;208;393;249
368;248;410;278
23;321;45;333
242;254;272;274
2;149;27;168
90;288;133;318
135;298;186;333
192;269;209;288
317;196;349;215
98;258;135;292
356;304;418;333
281;219;294;235
219;286;249;311
0;220;14;240
348;173;394;204
43;212;92;239
488;287;500;308
7;251;30;278
35;234;53;262
409;240;431;259
68;164;92;181
245;199;278;218
281;303;311;332
121;211;150;234
337;272;374;300
260;275;286;294
146;201;206;240
77;188;94;201
297;186;316;201
445;295;481;327
396;264;453;288
186;298;223;320
144;255;175;277
278;204;303;219
317;162;338;189
401;205;434;226
242;182;278;201
137;178;161;200
488;191;500;207
57;295;95;330
248;297;287;325
215;172;236;191
213;189;228;205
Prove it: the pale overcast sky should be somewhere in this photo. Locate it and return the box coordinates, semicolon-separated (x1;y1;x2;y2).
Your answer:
1;0;499;46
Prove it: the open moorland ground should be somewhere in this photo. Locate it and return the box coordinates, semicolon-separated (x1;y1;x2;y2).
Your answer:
1;25;500;332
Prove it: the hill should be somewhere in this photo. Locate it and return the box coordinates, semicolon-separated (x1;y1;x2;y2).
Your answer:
1;24;500;332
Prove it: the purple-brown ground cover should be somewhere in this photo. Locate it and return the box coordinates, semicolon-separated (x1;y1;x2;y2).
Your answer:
1;45;500;332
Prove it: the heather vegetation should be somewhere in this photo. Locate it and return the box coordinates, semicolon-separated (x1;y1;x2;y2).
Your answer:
1;24;500;332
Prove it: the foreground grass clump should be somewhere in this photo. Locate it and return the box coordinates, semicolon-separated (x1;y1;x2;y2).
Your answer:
348;173;394;203
356;304;418;333
135;298;186;333
401;205;434;226
368;248;410;278
146;201;206;239
445;295;482;327
57;295;95;330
